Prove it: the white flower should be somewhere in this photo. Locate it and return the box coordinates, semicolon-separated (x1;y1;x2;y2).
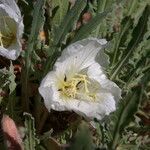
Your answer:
0;0;24;60
39;38;121;121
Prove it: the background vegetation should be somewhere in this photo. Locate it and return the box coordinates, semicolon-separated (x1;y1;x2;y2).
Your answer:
0;0;150;149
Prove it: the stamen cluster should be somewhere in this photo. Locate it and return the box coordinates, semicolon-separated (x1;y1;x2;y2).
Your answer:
59;74;93;99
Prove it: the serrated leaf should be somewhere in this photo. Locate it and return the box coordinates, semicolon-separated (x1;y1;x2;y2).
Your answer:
110;87;143;149
94;0;123;38
124;0;149;25
24;113;39;150
110;5;150;80
6;62;17;119
8;62;16;94
0;68;9;89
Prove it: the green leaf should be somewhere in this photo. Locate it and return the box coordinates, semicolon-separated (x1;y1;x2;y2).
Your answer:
8;62;16;94
72;10;109;42
7;62;17;119
94;0;122;38
53;0;87;46
68;122;94;150
24;113;39;150
124;0;149;25
110;5;150;80
110;87;143;149
107;1;149;67
51;0;69;27
25;0;46;72
0;68;7;88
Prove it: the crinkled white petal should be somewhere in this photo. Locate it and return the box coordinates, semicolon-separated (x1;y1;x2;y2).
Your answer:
55;43;101;79
0;1;23;60
63;92;116;121
0;44;20;60
0;0;21;16
56;37;109;68
87;62;121;101
55;38;108;80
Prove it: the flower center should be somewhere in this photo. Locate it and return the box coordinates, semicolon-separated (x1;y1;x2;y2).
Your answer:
0;31;15;48
58;74;96;100
0;16;16;48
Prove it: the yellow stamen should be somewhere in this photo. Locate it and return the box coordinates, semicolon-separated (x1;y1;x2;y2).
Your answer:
0;16;16;48
58;73;96;101
0;31;15;48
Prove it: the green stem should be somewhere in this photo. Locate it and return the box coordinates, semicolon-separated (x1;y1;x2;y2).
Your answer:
21;46;32;112
37;109;49;134
21;0;46;112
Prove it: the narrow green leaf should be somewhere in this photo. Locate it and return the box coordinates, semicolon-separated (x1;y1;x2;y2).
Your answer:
25;0;46;72
72;11;109;42
110;87;142;149
51;0;69;26
53;0;87;46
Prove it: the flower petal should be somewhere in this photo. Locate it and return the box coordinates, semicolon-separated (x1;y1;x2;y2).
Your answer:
0;0;21;16
55;39;108;80
0;1;23;60
71;92;116;121
56;37;109;68
50;92;116;121
87;62;121;101
0;44;20;60
39;71;61;111
99;79;121;102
